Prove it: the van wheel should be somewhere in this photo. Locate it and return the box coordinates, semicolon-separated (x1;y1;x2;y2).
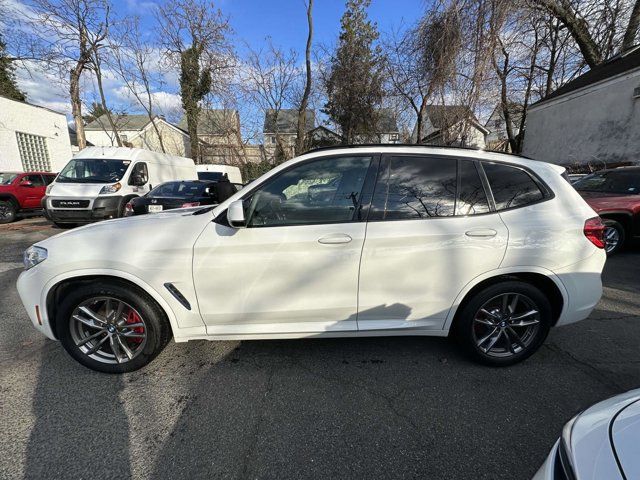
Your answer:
603;220;625;255
0;200;17;224
454;281;552;367
56;281;172;373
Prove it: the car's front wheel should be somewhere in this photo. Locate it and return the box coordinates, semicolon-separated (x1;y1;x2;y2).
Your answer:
454;281;552;366
56;281;172;373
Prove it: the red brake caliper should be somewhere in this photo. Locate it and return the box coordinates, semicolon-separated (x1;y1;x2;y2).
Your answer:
125;310;144;343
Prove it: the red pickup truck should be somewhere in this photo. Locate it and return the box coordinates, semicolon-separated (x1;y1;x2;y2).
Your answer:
573;166;640;255
0;171;57;224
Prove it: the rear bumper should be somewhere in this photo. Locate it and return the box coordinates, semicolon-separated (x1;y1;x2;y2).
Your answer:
44;196;123;224
553;250;607;326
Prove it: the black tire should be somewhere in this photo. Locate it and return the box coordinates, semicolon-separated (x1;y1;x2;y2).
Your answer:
602;219;625;256
0;199;17;224
56;281;172;373
454;281;552;367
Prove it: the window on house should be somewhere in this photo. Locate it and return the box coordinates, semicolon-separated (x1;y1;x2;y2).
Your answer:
270;136;277;144
16;132;51;172
120;134;128;142
389;133;399;141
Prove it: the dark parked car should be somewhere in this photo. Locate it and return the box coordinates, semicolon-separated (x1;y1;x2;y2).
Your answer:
0;171;57;223
125;180;238;216
573;166;640;254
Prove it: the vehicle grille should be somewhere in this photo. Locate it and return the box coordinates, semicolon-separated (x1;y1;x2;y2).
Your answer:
51;199;90;209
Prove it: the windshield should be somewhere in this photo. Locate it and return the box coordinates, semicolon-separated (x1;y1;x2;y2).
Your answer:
148;181;208;198
573;170;640;195
57;159;131;183
0;173;19;185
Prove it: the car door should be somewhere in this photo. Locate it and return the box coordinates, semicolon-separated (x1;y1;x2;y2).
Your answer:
192;154;378;335
20;175;47;209
357;154;508;332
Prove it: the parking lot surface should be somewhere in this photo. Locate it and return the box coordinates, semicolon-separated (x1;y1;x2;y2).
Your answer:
1;217;639;479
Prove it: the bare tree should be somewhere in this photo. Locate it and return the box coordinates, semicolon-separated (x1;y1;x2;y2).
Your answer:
241;40;300;162
109;17;167;152
156;0;233;162
89;47;122;146
295;0;314;156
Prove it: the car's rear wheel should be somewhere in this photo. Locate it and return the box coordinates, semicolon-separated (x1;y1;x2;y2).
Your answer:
56;281;172;373
455;281;552;366
0;200;17;224
602;220;625;255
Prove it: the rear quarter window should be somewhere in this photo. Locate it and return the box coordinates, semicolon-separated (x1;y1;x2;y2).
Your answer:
482;162;545;210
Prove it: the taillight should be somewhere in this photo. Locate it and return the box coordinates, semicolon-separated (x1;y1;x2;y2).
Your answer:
584;217;605;248
124;202;133;216
181;202;200;208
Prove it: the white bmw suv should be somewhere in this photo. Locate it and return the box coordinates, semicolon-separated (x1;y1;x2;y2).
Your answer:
17;146;606;373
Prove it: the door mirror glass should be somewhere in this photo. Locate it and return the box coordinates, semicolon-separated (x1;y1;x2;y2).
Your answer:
227;200;246;228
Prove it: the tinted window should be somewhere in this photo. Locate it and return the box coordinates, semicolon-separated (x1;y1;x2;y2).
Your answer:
198;172;224;181
246;156;372;227
457;160;490;215
149;181;208;198
25;175;45;186
130;163;148;185
482;162;544;210
43;174;56;185
370;156;457;220
573;170;640;195
0;173;19;185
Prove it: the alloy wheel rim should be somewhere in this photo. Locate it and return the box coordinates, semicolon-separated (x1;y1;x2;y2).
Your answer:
604;227;620;254
0;203;11;219
69;296;147;364
472;293;540;358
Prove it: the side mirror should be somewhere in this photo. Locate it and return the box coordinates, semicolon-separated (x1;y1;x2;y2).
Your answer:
227;200;246;228
21;180;34;187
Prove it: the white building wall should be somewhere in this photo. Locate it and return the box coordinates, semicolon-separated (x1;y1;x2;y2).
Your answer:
523;69;640;165
0;97;73;172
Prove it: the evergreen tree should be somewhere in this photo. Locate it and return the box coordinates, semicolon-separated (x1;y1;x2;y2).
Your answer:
323;0;384;144
0;33;26;102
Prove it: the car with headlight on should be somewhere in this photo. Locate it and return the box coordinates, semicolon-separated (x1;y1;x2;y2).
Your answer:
18;145;606;373
533;388;640;479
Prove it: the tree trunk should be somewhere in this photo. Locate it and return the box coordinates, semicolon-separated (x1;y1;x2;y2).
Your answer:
186;110;200;163
296;0;314;156
416;99;428;144
70;65;86;150
93;58;122;147
532;0;602;67
623;0;640;52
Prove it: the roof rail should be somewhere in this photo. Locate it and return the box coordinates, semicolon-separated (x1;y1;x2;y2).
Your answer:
306;143;534;160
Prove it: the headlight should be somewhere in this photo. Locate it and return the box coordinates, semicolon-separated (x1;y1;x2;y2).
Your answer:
23;246;48;270
45;183;53;195
99;182;121;194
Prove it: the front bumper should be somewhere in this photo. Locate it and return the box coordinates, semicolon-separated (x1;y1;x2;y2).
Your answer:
532;440;559;480
44;195;123;224
17;267;57;340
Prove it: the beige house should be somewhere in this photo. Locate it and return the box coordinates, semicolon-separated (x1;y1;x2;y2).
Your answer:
178;109;249;165
485;103;523;152
263;109;315;160
412;105;488;148
84;114;191;158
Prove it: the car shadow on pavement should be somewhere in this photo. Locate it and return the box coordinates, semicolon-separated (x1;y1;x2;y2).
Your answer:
23;348;132;480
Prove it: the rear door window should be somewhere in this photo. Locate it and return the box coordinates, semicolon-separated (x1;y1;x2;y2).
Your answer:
457;160;490;215
369;156;457;220
482;162;544;210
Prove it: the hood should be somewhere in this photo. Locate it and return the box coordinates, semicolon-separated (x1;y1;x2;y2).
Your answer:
35;207;215;275
611;397;640;479
49;182;114;197
579;191;640;211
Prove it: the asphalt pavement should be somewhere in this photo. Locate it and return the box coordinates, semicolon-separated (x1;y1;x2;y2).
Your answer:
1;217;639;480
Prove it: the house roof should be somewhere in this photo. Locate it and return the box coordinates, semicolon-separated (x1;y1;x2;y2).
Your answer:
178;109;239;136
485;103;524;126
263;109;315;134
534;45;640;105
84;114;154;131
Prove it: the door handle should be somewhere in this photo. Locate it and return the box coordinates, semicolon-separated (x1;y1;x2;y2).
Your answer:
465;228;498;238
318;234;352;245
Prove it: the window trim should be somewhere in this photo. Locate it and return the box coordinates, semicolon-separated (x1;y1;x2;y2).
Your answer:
479;160;554;213
216;153;381;228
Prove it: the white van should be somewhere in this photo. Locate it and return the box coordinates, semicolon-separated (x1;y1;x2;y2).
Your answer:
44;147;197;227
196;164;243;184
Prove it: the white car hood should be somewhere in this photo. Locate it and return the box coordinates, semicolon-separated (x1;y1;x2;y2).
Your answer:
49;182;111;197
611;397;640;479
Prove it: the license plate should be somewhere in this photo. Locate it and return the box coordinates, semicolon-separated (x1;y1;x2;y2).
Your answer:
148;205;163;213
